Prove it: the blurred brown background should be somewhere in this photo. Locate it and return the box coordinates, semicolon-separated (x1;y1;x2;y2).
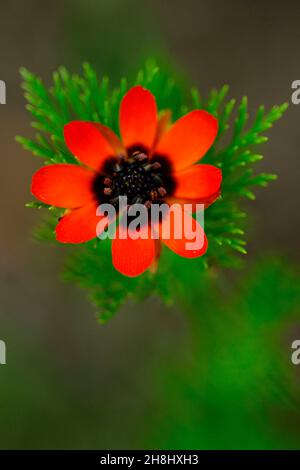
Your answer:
0;0;299;448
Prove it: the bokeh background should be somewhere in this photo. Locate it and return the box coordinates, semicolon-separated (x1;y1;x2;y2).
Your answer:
0;0;300;449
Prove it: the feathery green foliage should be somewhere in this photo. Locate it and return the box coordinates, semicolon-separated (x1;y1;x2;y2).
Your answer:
145;257;300;449
18;61;287;322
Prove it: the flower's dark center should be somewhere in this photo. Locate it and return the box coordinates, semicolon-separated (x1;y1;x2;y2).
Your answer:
93;151;175;210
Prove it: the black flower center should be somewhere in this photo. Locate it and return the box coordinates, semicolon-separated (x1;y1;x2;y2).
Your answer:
92;149;175;211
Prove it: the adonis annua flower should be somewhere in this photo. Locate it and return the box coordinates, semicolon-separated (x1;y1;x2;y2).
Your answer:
31;85;222;276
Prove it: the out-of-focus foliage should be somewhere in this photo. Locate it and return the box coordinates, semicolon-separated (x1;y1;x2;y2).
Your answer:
17;62;287;322
144;257;300;449
0;257;299;449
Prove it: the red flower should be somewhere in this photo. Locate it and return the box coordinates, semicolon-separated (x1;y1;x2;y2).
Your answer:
31;86;222;277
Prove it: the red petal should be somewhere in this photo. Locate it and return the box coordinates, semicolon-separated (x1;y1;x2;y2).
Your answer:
112;223;155;277
173;164;222;201
56;202;107;243
31;164;95;208
119;86;157;151
64;121;116;171
95;123;125;155
152;110;172;148
155;110;218;171
160;205;208;258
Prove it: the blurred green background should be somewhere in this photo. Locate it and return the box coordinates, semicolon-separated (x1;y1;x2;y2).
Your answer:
0;0;300;449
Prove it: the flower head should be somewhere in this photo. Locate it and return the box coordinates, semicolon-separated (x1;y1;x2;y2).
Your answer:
31;86;222;277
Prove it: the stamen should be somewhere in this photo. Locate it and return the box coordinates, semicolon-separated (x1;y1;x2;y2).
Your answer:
92;151;173;210
113;163;121;172
144;163;152;171
132;152;148;162
151;162;161;170
104;187;112;196
104;177;112;186
144;162;162;172
158;187;167;197
150;190;158;201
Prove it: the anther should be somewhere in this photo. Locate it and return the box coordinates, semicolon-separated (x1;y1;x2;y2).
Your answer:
134;152;148;162
151;162;161;170
104;187;112;196
144;162;162;171
158;187;167;197
150;190;158;201
104;177;112;186
113;163;121;172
